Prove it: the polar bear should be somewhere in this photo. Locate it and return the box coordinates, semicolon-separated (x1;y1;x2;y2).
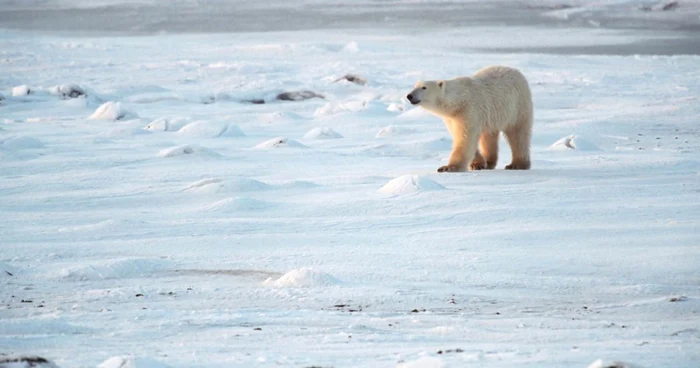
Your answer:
406;65;533;172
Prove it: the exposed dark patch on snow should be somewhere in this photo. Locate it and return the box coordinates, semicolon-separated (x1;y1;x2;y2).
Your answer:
276;90;324;102
0;355;59;368
334;73;367;85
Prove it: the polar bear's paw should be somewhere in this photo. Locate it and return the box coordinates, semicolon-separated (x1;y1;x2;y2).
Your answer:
437;164;463;173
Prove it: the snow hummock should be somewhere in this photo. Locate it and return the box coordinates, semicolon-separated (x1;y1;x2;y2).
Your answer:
144;117;189;132
88;101;133;121
11;85;31;96
48;84;85;99
263;268;341;287
98;356;172;368
157;144;196;157
378;175;446;196
0;136;44;150
254;137;307;149
303;127;343;140
376;125;415;138
549;134;601;151
588;359;642;368
176;121;244;138
58;258;173;281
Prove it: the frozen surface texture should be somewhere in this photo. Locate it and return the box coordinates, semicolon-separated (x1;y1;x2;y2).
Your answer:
1;2;699;367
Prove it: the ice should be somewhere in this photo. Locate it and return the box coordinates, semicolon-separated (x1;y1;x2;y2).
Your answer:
1;2;699;367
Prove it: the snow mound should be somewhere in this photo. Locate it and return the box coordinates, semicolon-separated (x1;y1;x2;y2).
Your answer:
549;134;600;151
387;103;405;112
588;359;642;368
376;125;415;138
0;355;61;368
199;197;273;212
48;84;85;99
227;177;272;191
378;175;445;196
182;178;224;194
144;117;189;132
89;101;134;121
12;85;31;96
157;144;216;158
58;258;173;281
314;100;368;117
397;356;444;368
98;356;172;368
341;41;359;53
1;136;44;150
263;268;341;288
303;127;343;140
254;137;307;149
177;121;244;138
219;124;245;137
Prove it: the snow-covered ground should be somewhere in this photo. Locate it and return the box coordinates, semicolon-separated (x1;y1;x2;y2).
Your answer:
1;2;699;368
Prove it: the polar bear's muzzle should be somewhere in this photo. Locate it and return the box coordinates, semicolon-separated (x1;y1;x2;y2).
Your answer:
406;89;422;105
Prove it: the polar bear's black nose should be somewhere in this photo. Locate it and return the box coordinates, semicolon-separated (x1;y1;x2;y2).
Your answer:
406;94;413;101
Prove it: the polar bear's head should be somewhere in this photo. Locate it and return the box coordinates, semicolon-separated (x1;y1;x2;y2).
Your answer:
406;80;445;109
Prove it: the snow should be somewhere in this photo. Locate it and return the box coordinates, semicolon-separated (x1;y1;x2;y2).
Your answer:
1;2;700;368
88;101;133;121
378;175;446;196
262;268;342;288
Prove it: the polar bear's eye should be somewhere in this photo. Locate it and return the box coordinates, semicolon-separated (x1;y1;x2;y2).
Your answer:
421;86;427;90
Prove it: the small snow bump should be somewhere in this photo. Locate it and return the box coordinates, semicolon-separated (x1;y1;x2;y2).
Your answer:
199;197;273;212
177;121;229;138
1;136;45;150
587;359;641;368
11;85;31;96
376;125;415;138
89;101;134;121
341;41;360;53
549;135;600;151
144;117;189;132
182;178;224;194
157;144;196;157
378;175;445;196
263;268;341;288
254;137;307;149
58;258;173;281
98;356;172;368
303;127;343;140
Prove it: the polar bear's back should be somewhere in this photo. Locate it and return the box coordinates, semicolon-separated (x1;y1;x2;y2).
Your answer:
467;65;532;131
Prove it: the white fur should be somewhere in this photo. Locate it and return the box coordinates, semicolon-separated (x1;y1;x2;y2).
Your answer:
407;65;533;171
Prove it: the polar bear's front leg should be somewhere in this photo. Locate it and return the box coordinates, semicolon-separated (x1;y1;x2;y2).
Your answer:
439;119;480;173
